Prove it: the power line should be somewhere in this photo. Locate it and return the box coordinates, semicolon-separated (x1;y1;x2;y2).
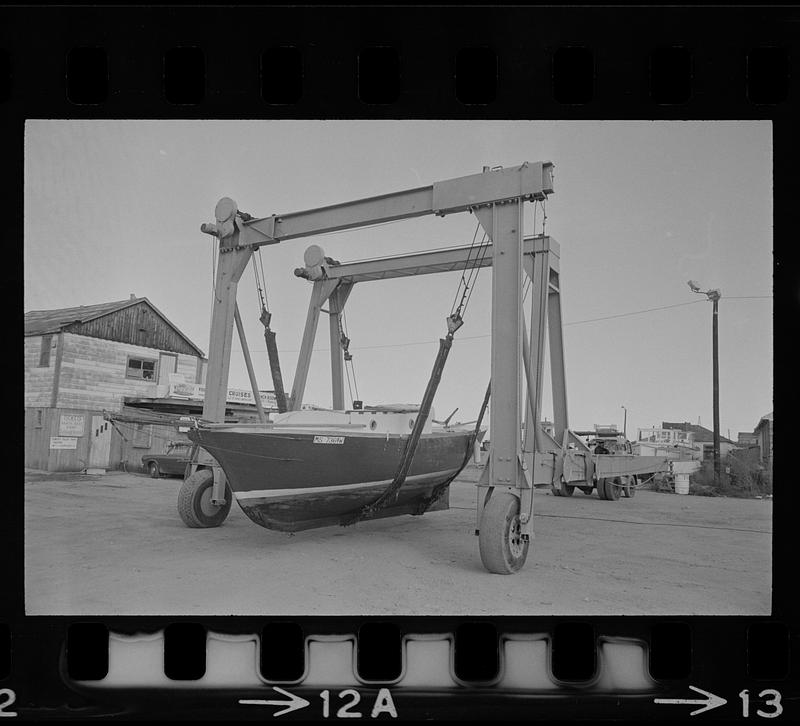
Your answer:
563;299;705;326
230;294;771;354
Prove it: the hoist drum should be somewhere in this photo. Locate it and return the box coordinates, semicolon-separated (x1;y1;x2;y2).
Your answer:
214;197;237;222
303;244;326;268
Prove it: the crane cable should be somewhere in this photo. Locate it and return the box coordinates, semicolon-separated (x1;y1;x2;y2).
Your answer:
450;222;490;322
252;247;270;315
339;308;360;406
342;218;489;413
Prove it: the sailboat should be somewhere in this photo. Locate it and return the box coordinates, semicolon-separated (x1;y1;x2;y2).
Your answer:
187;405;480;532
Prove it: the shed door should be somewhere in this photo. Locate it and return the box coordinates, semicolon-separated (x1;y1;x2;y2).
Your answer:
158;353;178;386
88;416;112;469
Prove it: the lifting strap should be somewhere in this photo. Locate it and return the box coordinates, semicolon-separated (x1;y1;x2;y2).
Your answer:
251;251;288;413
413;380;491;515
259;307;288;413
340;313;463;526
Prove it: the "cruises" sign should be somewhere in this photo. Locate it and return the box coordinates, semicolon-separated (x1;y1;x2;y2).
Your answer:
168;381;278;409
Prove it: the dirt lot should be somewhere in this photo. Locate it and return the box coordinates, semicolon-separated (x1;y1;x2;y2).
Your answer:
24;465;772;616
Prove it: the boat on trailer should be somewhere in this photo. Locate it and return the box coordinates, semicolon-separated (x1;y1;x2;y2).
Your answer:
188;406;480;532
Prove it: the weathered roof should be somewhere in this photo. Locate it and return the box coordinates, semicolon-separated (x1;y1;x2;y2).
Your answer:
24;299;136;336
24;297;205;358
755;412;773;431
662;421;734;444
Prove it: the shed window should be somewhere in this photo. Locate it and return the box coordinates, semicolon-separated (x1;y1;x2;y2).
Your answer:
38;334;52;367
132;423;152;448
126;357;157;380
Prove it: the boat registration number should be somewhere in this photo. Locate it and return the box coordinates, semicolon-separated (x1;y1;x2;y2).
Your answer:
313;435;345;445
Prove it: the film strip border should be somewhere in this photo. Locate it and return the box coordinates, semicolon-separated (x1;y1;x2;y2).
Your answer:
0;619;793;718
1;41;793;109
2;4;796;721
0;7;797;114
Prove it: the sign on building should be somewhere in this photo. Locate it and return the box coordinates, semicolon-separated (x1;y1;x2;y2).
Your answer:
167;381;278;409
58;414;85;437
224;387;278;409
637;427;695;445
50;437;78;450
169;381;198;399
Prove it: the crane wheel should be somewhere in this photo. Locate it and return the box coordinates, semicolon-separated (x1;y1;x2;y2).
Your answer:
177;468;232;528
478;490;530;574
579;486;594;496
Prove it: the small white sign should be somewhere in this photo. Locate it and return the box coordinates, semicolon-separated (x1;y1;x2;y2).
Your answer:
50;436;78;450
313;436;345;445
58;414;85;437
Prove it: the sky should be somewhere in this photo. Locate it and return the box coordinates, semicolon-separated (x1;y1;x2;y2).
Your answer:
24;120;772;440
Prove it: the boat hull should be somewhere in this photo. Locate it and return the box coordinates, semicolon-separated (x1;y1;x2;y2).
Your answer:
188;428;473;532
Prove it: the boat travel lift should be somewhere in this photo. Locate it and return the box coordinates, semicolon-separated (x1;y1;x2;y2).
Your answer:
192;162;671;574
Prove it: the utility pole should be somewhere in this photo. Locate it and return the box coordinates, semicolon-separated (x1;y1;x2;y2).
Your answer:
621;405;627;440
688;281;722;486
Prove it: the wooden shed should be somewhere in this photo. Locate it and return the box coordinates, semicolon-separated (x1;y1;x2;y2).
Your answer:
24;296;207;472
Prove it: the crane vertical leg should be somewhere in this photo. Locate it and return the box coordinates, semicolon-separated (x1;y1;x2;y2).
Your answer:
523;237;574;495
202;247;253;423
547;269;568;442
290;279;338;411
525;241;550;452
187;242;252;514
234;303;267;424
476;202;524;490
474;201;532;574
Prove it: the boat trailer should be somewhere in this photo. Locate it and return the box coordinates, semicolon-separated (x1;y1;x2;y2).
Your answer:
185;161;671;574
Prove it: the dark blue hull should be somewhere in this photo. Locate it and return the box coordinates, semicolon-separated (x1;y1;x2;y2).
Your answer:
189;428;473;532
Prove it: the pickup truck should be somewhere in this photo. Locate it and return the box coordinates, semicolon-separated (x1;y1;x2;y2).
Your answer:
141;441;193;478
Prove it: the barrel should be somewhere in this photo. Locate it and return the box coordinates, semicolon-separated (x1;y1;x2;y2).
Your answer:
674;472;690;495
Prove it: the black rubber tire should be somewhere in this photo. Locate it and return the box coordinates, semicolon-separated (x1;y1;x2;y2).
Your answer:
148;462;160;479
555;479;575;497
598;477;621;500
478;490;530;574
622;475;637;498
603;476;622;501
177;469;232;528
579;487;594;496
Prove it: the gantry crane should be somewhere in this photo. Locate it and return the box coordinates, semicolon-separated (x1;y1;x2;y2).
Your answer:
190;162;671;573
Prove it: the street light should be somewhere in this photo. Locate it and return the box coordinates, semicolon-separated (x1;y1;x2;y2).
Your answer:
687;280;722;486
620;405;627;440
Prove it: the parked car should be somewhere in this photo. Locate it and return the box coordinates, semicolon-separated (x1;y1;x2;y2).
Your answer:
142;441;193;479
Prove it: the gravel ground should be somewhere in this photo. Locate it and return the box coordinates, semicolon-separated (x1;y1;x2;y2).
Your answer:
24;465;772;616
